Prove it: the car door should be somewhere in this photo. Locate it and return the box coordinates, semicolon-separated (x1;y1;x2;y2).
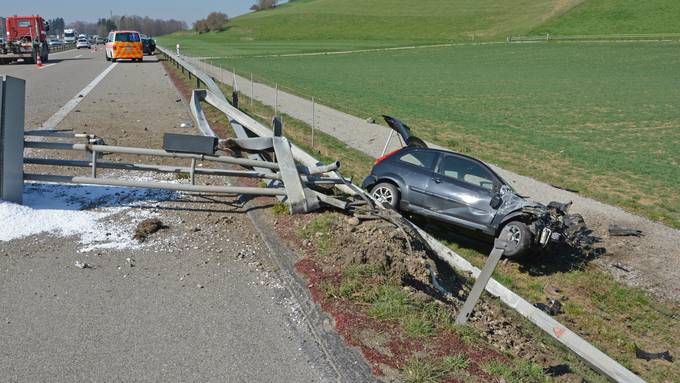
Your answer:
391;148;439;207
425;153;499;228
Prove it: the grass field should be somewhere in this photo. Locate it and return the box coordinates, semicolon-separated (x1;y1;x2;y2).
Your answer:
163;59;678;382
158;0;582;57
213;41;680;228
534;0;680;35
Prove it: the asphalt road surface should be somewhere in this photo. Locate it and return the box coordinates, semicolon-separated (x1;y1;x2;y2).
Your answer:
1;49;364;382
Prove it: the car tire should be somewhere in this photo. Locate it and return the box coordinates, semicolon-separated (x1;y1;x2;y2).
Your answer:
370;182;400;209
498;221;531;258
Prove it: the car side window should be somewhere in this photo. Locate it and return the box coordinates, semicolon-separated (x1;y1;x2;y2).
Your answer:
398;150;438;170
438;155;497;190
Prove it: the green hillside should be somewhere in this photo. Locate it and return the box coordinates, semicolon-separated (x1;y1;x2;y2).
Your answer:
159;0;581;56
220;0;579;41
534;0;680;35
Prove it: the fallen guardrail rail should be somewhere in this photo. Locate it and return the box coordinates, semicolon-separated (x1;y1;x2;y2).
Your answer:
156;47;647;383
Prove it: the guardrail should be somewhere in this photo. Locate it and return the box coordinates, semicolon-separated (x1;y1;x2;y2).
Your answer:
156;45;645;383
49;43;76;53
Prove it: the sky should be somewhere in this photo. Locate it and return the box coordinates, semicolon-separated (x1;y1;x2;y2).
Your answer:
2;0;262;25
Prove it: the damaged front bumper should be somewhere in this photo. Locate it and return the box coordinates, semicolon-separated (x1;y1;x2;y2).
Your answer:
523;201;593;251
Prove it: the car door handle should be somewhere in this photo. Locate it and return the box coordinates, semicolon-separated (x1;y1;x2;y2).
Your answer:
433;178;442;184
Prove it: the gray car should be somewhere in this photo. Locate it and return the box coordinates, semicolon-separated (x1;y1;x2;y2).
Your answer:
363;116;586;257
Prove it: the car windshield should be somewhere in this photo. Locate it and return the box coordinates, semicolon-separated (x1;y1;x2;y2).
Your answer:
115;33;140;42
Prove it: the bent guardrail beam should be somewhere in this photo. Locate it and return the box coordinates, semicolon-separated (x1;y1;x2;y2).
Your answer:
414;225;645;383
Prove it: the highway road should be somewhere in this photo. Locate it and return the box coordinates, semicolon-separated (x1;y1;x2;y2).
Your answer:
0;49;371;382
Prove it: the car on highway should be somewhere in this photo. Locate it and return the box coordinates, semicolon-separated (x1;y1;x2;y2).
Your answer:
105;30;143;62
141;34;156;55
76;38;90;49
362;116;584;257
95;35;106;45
48;38;63;47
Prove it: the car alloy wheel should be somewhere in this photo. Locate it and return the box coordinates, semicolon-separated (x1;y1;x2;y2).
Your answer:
505;224;522;246
372;186;394;204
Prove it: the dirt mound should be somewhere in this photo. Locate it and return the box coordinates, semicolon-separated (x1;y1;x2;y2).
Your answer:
335;214;437;288
133;218;167;242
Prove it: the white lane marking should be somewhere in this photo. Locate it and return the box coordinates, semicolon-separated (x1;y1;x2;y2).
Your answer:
40;63;57;69
41;63;118;129
75;54;83;58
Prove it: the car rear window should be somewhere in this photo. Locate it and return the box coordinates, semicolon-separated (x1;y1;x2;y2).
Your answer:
115;33;140;42
398;150;438;169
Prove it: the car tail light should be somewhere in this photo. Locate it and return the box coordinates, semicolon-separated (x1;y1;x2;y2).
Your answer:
374;148;401;166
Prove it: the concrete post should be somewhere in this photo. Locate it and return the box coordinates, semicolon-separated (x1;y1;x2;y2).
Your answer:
0;76;25;204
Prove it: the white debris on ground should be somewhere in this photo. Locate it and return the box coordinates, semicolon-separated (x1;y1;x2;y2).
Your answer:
0;181;179;252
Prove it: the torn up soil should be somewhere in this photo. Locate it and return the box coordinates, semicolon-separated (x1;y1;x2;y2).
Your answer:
133;218;168;242
273;210;602;383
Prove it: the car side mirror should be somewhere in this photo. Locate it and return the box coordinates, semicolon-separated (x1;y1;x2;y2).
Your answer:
490;193;503;209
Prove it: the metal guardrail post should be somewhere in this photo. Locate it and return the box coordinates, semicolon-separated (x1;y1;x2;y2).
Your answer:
455;239;507;325
0;76;25;204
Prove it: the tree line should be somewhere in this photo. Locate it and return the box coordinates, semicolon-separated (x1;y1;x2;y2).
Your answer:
66;16;186;37
193;1;279;34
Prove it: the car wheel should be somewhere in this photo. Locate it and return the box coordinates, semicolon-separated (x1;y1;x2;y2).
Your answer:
370;182;399;209
498;221;531;258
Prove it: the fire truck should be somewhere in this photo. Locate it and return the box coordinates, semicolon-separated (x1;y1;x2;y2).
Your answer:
0;15;50;65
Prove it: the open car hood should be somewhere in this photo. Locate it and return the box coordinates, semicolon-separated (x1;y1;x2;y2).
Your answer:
383;115;428;148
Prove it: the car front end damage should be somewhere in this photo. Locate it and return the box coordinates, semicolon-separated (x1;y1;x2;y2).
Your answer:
497;191;592;252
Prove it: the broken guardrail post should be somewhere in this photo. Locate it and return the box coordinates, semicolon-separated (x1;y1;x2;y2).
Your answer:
272;116;283;137
0;76;25;204
455;239;507;325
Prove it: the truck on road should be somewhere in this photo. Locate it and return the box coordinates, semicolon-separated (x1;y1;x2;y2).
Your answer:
0;15;49;65
63;28;76;44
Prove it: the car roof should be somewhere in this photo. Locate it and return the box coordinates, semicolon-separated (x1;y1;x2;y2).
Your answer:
400;146;509;185
112;30;140;34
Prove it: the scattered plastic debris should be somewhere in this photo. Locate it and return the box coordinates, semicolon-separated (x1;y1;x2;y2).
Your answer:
609;224;643;237
534;299;563;316
634;344;673;363
74;261;91;269
612;262;630;272
544;364;572;377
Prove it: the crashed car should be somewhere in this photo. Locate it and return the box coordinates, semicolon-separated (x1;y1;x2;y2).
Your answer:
363;116;587;257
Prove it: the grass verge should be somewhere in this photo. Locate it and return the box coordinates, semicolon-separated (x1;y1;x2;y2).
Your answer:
161;55;677;382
